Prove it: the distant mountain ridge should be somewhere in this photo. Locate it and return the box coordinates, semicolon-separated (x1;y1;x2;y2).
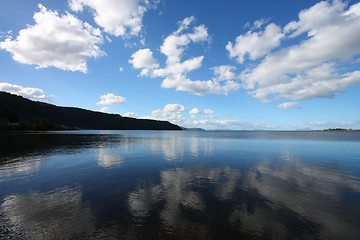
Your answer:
0;91;182;130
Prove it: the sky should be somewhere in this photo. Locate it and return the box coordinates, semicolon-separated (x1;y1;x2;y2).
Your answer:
1;0;360;130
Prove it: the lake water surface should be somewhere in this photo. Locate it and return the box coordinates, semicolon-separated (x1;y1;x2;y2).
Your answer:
1;130;360;239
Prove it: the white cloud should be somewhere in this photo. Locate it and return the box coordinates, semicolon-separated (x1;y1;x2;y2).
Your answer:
249;64;360;102
144;104;222;128
144;104;186;125
236;1;360;104
338;120;360;128
308;120;327;126
189;108;200;115
276;102;299;109
160;34;191;65
105;35;112;43
0;30;13;40
100;106;110;112
252;19;267;30
96;93;126;105
151;56;204;77
69;0;156;37
163;104;186;113
0;82;48;100
283;0;346;38
124;112;139;118
204;109;215;115
304;119;360;129
188;25;209;43
139;102;359;130
0;4;104;73
129;17;240;95
174;16;195;35
159;74;240;95
129;48;159;69
160;16;208;65
138;104;287;130
190;119;268;130
119;67;124;72
211;65;236;81
188;108;216;120
226;23;283;64
139;68;150;77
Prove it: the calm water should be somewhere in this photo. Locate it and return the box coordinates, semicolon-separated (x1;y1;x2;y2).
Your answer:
1;130;360;239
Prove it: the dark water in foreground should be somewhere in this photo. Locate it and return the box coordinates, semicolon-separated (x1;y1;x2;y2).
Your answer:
1;130;360;239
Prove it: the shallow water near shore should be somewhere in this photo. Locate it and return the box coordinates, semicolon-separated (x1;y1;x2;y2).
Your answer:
1;130;360;239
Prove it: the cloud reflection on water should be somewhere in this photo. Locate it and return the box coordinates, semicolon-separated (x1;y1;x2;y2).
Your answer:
128;160;360;239
150;135;185;161
129;167;241;238
149;132;215;161
0;186;94;239
242;160;360;239
97;146;124;168
1;131;360;239
0;156;42;182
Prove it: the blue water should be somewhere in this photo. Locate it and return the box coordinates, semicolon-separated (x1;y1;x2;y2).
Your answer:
0;130;360;239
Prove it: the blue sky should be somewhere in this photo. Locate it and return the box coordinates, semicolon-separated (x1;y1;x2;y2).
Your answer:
1;0;359;130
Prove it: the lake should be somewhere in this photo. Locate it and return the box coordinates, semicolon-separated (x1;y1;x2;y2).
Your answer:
1;130;360;239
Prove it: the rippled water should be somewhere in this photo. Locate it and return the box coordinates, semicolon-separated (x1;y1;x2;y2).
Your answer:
1;130;360;239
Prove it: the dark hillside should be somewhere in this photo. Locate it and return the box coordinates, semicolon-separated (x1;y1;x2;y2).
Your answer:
0;91;182;130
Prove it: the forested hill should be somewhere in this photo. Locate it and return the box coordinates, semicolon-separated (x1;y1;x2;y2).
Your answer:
0;91;182;131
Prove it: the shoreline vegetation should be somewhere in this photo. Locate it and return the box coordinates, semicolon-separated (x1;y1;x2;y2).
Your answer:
324;128;360;131
1;117;77;131
0;91;182;131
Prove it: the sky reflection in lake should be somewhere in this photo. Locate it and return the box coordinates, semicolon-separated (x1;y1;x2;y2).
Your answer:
1;130;360;239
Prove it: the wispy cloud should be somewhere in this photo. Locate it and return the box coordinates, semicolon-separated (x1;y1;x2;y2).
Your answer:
276;102;299;109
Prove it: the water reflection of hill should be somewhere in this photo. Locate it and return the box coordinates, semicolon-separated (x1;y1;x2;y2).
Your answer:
0;132;131;159
0;133;135;179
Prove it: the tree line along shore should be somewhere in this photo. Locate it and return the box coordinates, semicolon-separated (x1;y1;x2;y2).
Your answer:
0;91;182;131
